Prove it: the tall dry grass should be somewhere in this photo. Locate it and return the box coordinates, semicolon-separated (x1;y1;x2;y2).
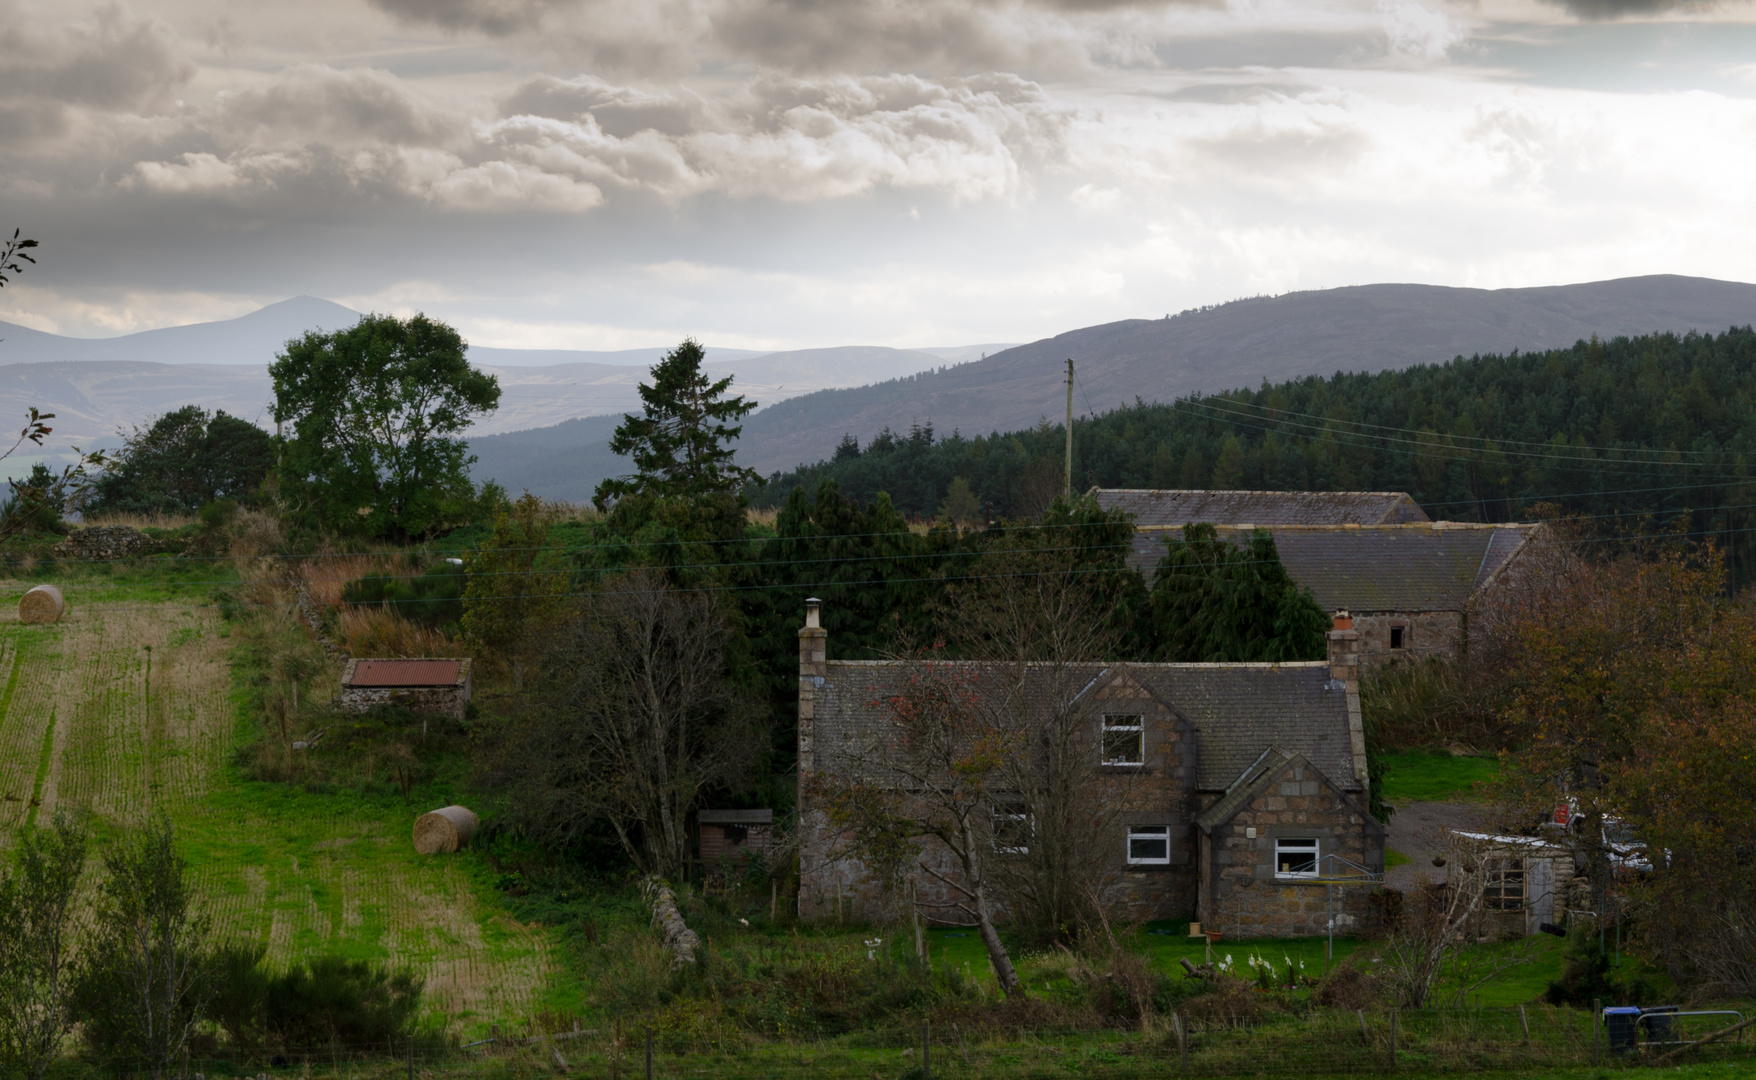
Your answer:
334;606;469;658
79;509;199;530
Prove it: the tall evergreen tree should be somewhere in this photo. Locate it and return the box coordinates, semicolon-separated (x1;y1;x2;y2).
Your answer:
1148;523;1328;662
595;338;759;507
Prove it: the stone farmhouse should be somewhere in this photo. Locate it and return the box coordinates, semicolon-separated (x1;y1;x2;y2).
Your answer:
1126;520;1540;671
1092;488;1430;527
796;600;1386;937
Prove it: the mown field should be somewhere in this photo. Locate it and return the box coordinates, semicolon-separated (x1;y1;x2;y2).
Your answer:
0;574;561;1031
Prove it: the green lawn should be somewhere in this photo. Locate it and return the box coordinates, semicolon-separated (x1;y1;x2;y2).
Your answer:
1378;751;1500;803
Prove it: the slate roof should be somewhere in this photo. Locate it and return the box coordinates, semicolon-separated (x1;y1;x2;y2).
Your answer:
812;660;1359;793
1195;747;1296;832
1092;489;1429;528
1127;522;1540;612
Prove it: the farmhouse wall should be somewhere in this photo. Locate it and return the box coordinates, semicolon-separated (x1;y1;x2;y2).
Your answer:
798;671;1202;925
1199;759;1384;938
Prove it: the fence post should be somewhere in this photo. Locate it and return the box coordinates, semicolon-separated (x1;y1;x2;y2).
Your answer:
1592;999;1601;1067
1519;1005;1530;1044
407;1037;413;1080
1175;1012;1187;1071
923;1024;931;1079
1357;1009;1368;1043
1388;1009;1398;1070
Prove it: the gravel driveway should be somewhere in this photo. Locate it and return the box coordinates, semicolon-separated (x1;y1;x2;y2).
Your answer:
1383;801;1484;892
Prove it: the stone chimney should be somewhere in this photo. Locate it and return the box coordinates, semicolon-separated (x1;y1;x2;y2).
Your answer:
1327;609;1358;683
1327;610;1371;801
798;598;827;784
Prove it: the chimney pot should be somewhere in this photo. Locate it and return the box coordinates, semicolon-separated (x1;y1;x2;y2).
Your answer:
1332;609;1353;631
805;597;822;629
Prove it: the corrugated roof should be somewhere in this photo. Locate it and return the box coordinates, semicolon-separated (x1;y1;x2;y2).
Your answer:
347;659;463;687
1093;489;1429;527
1127;523;1540;612
813;660;1357;793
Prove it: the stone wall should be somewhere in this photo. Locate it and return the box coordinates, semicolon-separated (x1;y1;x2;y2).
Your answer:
333;684;468;720
54;526;155;561
1351;610;1462;673
1200;759;1384;937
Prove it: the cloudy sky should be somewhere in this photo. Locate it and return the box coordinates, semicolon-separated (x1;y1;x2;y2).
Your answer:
2;0;1755;352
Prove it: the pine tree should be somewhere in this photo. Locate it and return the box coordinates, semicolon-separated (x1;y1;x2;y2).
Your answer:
595;339;759;506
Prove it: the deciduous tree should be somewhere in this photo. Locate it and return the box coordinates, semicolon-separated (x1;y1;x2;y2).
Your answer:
497;570;765;877
271;313;500;539
75;816;213;1075
0;812;89;1080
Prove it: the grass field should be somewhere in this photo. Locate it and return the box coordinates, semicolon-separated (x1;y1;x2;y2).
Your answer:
0;576;561;1032
1377;751;1500;804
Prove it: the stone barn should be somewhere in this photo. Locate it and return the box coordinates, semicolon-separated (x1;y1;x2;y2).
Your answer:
796;600;1384;937
1127;522;1541;671
336;658;473;720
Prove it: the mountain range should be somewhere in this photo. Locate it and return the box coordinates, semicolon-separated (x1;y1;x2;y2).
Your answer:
8;275;1756;501
0;296;1004;477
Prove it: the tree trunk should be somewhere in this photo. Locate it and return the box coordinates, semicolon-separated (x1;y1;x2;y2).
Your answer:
957;818;1021;996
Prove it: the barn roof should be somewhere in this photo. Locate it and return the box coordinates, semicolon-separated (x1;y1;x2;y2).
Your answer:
1092;489;1428;528
812;660;1359;792
1127;522;1539;612
345;659;465;687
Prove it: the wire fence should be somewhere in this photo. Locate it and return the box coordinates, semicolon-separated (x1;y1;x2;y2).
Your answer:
112;1008;1755;1080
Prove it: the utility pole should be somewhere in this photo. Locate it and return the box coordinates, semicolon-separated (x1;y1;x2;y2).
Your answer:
1064;357;1074;499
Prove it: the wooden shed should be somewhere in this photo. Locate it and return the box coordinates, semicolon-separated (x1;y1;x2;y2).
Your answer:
336;658;472;720
698;809;774;870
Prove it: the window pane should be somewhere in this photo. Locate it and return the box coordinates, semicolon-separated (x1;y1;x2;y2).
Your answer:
1128;826;1170;864
1103;729;1143;764
1276;839;1318;875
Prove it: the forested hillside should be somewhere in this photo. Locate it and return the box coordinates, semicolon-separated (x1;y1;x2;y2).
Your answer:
751;327;1756;581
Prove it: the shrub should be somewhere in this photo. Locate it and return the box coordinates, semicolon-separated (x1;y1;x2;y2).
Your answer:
343;563;465;628
265;956;424;1048
205;942;271;1049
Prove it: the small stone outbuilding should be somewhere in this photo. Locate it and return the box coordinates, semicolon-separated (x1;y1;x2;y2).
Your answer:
336;658;472;720
698;809;776;873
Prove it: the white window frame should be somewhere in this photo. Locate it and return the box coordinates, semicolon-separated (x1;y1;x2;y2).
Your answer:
1483;857;1525;911
1275;837;1319;878
993;808;1032;855
1101;713;1144;766
1127;825;1171;866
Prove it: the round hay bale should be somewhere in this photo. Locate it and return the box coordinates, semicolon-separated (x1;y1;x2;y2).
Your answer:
19;584;65;625
412;805;478;854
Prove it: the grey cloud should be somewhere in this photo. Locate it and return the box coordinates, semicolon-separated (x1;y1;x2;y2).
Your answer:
1543;0;1716;16
115;63;1067;214
485;70;1074;202
0;2;192;139
500;75;707;137
213;65;467;147
366;0;561;35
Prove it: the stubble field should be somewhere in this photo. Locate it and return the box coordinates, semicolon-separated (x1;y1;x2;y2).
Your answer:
0;578;559;1029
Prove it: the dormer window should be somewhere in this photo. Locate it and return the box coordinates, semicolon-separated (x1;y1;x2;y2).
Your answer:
1101;714;1144;766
